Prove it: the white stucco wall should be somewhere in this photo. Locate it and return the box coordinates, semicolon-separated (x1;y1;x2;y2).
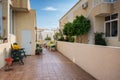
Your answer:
57;41;120;80
0;43;11;68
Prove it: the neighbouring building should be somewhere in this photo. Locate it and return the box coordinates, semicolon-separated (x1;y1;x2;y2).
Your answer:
37;28;54;44
59;0;120;47
0;0;36;68
41;29;54;41
36;28;47;44
52;27;60;34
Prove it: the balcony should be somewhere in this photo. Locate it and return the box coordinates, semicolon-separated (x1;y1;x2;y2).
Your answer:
92;0;117;16
11;0;31;12
93;0;117;7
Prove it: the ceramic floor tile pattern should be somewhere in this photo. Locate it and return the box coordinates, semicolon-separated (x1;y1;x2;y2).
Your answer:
0;48;96;80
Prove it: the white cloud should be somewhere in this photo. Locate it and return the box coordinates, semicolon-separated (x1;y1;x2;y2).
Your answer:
42;6;57;11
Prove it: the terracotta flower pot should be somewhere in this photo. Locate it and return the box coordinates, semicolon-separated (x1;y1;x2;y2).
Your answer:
5;58;14;65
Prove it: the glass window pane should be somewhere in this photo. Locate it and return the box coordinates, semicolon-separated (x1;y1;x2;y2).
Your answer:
111;13;118;20
105;22;110;37
111;21;118;37
105;16;110;21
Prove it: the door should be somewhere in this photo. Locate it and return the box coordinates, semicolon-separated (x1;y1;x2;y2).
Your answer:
21;30;32;55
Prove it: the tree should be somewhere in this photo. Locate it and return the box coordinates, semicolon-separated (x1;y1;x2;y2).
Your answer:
63;22;73;36
63;22;74;42
53;32;61;40
72;15;90;43
45;35;51;40
58;29;65;41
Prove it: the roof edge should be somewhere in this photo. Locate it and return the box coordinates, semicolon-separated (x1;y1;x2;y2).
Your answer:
59;0;81;21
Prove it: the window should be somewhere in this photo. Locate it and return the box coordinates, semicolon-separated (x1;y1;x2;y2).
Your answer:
105;16;110;21
105;13;118;37
111;13;118;20
111;21;117;36
105;22;110;37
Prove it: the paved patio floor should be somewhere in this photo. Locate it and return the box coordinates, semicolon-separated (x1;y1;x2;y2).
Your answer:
0;48;96;80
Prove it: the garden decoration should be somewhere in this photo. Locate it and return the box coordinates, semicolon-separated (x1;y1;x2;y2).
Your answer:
4;58;14;71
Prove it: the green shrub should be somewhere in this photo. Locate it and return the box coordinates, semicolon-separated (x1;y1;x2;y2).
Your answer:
58;36;65;41
45;35;51;40
53;32;61;40
72;15;90;43
63;36;74;42
94;32;107;46
69;36;75;42
63;22;73;36
0;36;3;40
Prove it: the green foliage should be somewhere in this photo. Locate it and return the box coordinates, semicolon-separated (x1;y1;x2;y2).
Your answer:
73;15;90;36
0;36;3;40
58;36;65;41
63;22;75;42
35;44;42;55
72;15;90;43
45;35;51;40
57;29;65;41
63;22;73;36
69;36;75;42
53;32;61;40
64;36;74;42
62;15;90;43
94;32;107;46
36;44;41;48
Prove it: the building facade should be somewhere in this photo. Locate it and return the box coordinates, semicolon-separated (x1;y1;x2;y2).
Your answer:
0;0;36;68
59;0;120;47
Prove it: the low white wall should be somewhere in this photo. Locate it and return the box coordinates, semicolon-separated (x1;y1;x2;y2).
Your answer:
0;43;10;68
0;34;16;68
57;41;120;80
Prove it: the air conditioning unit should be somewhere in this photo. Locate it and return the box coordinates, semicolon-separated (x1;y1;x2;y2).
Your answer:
82;2;88;9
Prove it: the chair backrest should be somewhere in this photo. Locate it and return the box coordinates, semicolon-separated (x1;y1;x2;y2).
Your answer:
13;42;18;45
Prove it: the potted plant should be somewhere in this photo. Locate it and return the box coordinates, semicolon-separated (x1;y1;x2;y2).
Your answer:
0;36;3;44
35;44;42;55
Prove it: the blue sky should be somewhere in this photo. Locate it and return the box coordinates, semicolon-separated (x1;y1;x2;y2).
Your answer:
30;0;78;29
